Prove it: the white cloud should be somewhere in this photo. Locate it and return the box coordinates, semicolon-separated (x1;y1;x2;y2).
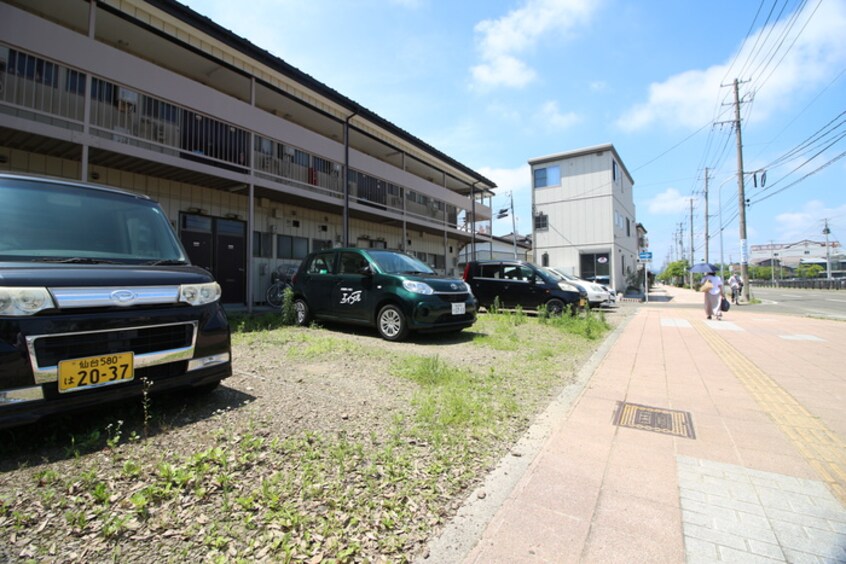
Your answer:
470;0;599;89
538;100;580;129
775;200;846;242
647;188;694;214
617;0;846;131
477;164;531;194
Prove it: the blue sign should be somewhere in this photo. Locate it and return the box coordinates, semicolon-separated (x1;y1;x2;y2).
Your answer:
639;251;653;261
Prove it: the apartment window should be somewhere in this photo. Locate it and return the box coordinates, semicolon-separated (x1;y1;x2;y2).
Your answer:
311;238;333;251
277;235;309;259
534;212;549;231
252;231;272;258
533;165;561;189
626;218;631;237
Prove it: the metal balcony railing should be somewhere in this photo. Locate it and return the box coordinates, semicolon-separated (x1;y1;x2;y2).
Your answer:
0;45;467;232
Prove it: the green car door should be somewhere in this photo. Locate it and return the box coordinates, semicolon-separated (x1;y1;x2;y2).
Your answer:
330;250;376;322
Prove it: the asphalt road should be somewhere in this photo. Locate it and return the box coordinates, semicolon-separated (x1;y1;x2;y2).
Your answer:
747;285;846;320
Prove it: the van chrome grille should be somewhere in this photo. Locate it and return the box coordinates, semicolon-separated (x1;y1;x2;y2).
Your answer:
27;322;198;384
33;324;194;366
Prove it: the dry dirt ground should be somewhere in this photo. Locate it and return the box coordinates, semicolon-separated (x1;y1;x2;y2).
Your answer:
0;306;633;563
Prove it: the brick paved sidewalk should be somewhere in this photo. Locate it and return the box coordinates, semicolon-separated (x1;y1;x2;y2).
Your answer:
434;285;846;563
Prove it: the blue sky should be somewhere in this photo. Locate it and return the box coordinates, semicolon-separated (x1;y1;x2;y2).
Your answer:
184;0;846;271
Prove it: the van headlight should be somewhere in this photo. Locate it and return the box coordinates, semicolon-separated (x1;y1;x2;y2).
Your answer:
0;287;55;316
179;282;222;305
557;281;580;293
402;280;434;295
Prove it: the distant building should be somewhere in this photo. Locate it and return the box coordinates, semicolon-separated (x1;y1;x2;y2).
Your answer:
529;144;638;292
458;232;531;264
749;239;842;269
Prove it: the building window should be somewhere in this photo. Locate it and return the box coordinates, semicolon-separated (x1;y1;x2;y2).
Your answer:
533;165;561;189
311;238;333;251
534;212;549;231
277;235;309;259
626;218;631;237
252;231;272;258
612;160;618;182
542;252;549;267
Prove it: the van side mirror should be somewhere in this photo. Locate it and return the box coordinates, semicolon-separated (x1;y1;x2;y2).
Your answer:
359;265;373;276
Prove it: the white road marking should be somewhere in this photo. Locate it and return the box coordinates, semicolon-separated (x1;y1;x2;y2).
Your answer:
826;298;846;303
780;335;825;342
661;318;691;328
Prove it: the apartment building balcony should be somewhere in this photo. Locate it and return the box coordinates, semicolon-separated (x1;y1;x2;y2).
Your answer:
0;42;489;239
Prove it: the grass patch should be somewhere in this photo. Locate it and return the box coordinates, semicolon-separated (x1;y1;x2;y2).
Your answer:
1;304;619;562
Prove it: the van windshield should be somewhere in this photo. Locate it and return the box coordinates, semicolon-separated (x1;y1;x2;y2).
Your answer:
368;250;435;275
0;178;186;264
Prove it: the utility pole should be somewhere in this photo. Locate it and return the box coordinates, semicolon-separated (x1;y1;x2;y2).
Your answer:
770;241;775;285
731;78;751;301
704;168;710;264
510;191;517;259
689;198;695;289
824;219;832;279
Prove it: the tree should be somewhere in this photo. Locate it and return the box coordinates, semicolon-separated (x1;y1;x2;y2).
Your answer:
796;264;823;279
657;260;689;286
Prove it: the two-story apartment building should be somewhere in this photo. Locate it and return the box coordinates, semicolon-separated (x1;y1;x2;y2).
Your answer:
0;0;495;309
529;144;638;292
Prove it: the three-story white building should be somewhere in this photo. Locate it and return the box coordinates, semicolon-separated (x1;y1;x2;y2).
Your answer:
529;144;638;292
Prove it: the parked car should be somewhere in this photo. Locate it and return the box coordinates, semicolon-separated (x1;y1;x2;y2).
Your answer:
0;174;232;429
463;260;586;314
545;268;611;308
291;248;477;341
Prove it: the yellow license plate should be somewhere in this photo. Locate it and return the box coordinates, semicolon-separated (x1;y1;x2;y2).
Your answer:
58;352;134;393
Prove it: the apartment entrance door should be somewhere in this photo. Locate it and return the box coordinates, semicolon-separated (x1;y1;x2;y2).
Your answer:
179;212;246;304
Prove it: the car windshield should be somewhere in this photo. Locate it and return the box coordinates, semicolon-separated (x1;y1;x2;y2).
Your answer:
0;178;186;264
544;268;565;280
368;250;435;275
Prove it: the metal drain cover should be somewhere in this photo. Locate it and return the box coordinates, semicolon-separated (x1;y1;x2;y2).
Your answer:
613;402;696;439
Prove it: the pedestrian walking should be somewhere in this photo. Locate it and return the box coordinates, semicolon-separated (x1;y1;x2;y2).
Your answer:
700;270;724;320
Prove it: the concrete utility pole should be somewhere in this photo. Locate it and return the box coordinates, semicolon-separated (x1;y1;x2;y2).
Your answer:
689;198;695;289
824;219;832;279
704;168;710;263
731;78;751;301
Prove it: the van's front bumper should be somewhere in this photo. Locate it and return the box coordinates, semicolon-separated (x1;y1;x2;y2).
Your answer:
0;359;230;429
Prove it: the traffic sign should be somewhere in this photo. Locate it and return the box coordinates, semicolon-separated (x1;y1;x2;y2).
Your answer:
639;251;653;261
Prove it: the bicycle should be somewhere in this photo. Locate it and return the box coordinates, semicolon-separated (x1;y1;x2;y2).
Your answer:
730;284;742;305
266;265;296;308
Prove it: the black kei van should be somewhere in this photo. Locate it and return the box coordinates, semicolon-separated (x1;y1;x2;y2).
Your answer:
0;174;231;429
291;248;477;341
463;259;586;314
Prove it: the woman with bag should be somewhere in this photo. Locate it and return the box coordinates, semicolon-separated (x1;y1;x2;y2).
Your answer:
700;269;724;320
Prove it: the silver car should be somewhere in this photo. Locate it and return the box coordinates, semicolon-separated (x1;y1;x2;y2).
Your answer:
546;268;611;308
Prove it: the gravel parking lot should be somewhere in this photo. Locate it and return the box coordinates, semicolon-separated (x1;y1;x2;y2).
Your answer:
0;306;628;562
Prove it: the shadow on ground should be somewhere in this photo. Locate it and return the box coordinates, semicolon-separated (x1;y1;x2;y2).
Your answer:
0;384;254;471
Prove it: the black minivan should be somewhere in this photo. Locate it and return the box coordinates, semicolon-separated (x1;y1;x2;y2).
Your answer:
291;248;477;341
0;174;231;429
463;259;585;314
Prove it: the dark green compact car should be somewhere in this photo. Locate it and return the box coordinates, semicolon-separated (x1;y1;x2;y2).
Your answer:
291;248;477;341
